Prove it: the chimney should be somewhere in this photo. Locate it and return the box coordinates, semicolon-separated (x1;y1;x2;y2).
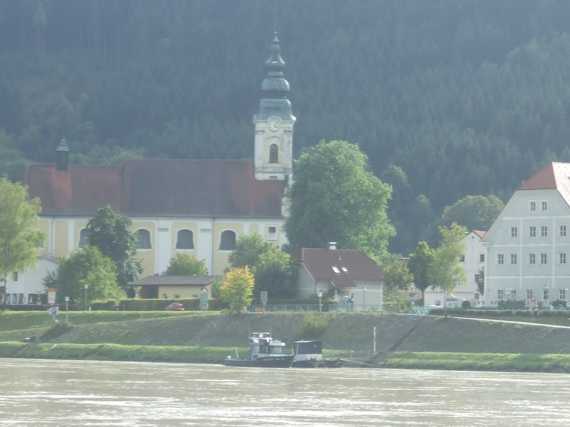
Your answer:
55;138;70;172
328;242;337;250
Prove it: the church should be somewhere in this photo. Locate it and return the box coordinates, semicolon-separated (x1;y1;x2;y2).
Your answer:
27;33;295;277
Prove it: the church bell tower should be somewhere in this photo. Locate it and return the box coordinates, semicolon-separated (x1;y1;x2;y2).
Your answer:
254;32;296;182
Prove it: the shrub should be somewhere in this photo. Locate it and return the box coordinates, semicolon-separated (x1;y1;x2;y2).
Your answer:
461;300;471;309
552;299;567;309
498;300;526;310
299;313;330;339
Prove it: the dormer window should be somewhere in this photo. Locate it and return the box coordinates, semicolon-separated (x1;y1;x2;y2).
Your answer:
331;266;341;274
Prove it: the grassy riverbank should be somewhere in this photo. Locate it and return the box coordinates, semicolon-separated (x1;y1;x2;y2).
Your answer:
383;352;570;373
3;311;570;372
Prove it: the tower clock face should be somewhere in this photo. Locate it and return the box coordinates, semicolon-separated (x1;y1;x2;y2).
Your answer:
268;116;280;132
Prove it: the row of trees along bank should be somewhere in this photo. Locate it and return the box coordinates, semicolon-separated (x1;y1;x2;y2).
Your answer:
1;140;479;311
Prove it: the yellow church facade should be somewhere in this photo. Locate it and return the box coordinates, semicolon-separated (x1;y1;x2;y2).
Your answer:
27;33;294;278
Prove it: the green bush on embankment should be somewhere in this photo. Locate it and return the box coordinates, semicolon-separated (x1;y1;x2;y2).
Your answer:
0;341;246;363
0;310;208;332
384;352;570;372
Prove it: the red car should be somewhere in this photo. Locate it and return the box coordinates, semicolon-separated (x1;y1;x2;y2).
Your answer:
166;302;185;311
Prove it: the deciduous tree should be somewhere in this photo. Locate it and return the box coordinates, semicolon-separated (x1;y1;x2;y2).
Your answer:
441;195;504;231
229;233;272;268
408;241;434;304
254;246;294;299
54;246;125;307
0;178;44;300
84;206;141;290
286;140;394;260
166;253;208;276
428;224;467;316
220;267;254;314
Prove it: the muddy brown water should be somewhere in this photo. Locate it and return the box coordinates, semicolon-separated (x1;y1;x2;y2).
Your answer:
0;358;569;426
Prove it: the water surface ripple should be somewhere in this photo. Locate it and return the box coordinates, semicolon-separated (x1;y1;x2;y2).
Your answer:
0;358;569;426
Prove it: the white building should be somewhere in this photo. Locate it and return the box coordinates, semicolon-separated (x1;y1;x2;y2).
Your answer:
4;256;58;306
424;230;486;307
484;162;570;307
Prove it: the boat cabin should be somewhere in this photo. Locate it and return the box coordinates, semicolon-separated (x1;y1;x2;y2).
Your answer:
248;332;289;361
293;340;323;363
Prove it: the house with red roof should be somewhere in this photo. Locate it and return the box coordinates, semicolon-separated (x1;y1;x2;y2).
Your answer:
297;245;384;310
484;162;570;307
24;33;295;279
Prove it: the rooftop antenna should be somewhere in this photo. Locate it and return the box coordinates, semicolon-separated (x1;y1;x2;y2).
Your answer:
272;0;278;35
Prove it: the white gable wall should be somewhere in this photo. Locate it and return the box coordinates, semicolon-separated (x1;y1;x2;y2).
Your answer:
484;188;570;306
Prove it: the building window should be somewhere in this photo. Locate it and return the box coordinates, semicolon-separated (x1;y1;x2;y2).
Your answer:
267;226;277;241
561;289;567;301
527;289;534;301
542;201;548;211
541;226;548;237
530;253;536;265
176;230;194;250
561;253;567;264
510;226;517;238
498;289;505;301
219;230;237;251
459;255;465;262
510;289;517;300
12;272;18;282
135;229;151;250
530;201;536;211
497;254;504;265
530;226;536;237
541;253;548;264
544;289;550;301
562;225;567;237
480;254;485;263
79;229;89;247
510;254;517;265
269;144;279;164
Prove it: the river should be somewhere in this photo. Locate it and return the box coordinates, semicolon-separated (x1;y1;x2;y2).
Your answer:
0;358;569;426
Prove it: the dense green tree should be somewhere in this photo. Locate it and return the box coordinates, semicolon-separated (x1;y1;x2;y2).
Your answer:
287;140;394;259
441;195;504;231
254;246;295;299
84;207;142;289
220;267;255;315
0;179;44;299
382;255;413;291
428;224;467;316
408;241;434;304
166;254;208;276
4;2;570;251
54;246;125;307
229;234;272;269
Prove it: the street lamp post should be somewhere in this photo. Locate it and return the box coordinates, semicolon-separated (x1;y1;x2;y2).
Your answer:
83;284;89;311
64;296;70;323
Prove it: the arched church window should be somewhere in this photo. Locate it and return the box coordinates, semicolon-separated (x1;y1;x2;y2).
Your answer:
78;229;89;247
219;230;237;251
136;229;151;250
269;144;279;164
176;229;194;250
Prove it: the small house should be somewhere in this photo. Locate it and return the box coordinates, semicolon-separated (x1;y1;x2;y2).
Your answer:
297;246;384;310
133;275;215;299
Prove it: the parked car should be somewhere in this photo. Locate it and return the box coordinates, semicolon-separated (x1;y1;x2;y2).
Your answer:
166;302;185;311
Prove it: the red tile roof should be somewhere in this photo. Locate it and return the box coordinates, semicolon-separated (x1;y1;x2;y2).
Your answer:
27;159;285;218
299;248;383;289
519;162;570;206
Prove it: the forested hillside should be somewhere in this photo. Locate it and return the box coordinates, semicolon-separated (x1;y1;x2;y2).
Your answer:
3;0;570;252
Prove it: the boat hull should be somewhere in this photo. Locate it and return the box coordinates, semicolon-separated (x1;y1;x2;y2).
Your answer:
223;356;294;368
